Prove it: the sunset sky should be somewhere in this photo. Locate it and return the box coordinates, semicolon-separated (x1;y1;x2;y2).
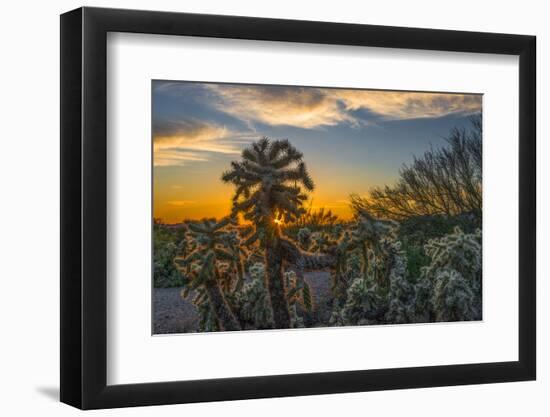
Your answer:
153;81;482;223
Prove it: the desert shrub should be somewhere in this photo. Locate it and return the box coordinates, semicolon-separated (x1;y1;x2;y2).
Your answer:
399;214;478;250
402;243;429;284
153;223;187;287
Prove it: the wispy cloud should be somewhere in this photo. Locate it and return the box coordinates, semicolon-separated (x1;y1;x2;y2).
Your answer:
153;118;252;166
205;84;355;129
332;90;482;120
203;84;481;129
154;149;209;167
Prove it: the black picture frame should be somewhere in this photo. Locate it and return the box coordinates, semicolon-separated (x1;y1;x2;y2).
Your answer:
60;6;536;410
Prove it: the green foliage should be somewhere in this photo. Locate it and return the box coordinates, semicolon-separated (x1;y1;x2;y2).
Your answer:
153;222;187;287
399;214;478;285
399;214;478;248
402;243;429;284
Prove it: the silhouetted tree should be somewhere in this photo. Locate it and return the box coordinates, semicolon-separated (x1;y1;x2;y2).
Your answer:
352;115;482;223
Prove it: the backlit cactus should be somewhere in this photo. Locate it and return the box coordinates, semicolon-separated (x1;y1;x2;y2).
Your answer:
432;269;475;321
175;217;241;331
414;226;482;322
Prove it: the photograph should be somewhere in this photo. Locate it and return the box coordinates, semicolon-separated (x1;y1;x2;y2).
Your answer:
152;81;483;334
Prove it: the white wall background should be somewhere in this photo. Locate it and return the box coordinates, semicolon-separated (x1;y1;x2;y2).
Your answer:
0;0;546;415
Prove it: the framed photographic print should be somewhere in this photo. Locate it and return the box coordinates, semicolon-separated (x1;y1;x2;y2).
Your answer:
60;7;536;409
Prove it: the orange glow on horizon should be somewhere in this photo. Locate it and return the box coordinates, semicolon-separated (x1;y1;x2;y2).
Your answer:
153;195;355;225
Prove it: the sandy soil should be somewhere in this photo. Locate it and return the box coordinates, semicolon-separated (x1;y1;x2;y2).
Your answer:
153;271;332;334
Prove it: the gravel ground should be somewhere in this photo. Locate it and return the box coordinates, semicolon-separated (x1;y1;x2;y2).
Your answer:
153;287;199;334
153;271;332;334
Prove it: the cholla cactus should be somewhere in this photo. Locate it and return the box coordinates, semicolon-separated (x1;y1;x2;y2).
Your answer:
432;269;475;321
230;263;273;329
331;235;415;326
310;231;334;253
383;240;415;324
415;227;482;322
222;137;315;329
329;230;357;305
220;230;248;292
297;227;312;251
196;297;219;332
346;252;362;277
351;210;398;285
328;305;346;326
284;270;313;314
175;217;241;331
422;227;481;286
249;262;265;281
337;278;383;326
289;304;305;328
230;263;310;329
412;276;433;322
285;269;308;329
